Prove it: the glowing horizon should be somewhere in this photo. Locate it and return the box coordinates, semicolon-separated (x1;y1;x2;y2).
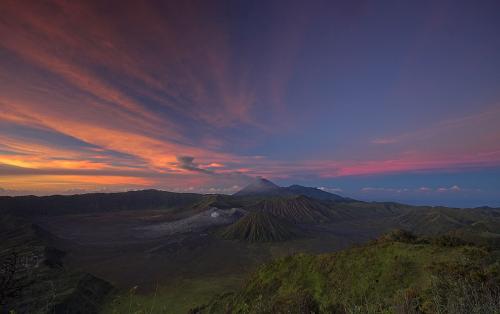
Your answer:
1;0;500;207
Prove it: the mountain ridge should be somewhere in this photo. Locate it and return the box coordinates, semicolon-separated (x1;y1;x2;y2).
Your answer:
233;178;349;202
219;211;300;242
195;231;500;313
233;178;293;197
286;185;347;201
248;195;334;223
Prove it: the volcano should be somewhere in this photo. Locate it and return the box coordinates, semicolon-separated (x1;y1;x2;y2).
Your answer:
233;178;293;197
220;211;299;242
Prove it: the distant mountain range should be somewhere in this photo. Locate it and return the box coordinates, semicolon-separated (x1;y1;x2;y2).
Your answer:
233;178;290;197
233;178;349;202
248;195;333;223
0;178;350;216
2;178;500;313
1;178;499;245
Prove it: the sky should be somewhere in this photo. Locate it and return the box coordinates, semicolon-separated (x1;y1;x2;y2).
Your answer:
1;0;500;207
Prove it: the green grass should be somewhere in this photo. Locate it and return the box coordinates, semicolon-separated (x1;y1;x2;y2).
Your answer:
101;275;244;314
197;232;500;313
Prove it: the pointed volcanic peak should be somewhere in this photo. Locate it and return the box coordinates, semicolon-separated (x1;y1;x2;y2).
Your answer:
249;195;335;223
220;211;299;242
286;185;347;201
233;178;293;197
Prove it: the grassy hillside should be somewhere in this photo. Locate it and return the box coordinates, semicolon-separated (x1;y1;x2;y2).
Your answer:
195;231;500;313
102;276;244;314
395;206;500;237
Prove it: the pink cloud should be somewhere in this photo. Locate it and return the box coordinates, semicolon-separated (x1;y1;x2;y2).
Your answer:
437;185;462;192
371;138;398;144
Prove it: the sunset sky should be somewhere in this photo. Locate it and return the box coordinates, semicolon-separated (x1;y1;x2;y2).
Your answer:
1;0;500;207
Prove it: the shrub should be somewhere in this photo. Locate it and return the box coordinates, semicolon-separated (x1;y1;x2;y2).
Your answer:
378;229;418;244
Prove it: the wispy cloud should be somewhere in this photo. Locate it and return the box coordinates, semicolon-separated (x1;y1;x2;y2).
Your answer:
437;185;461;192
360;185;480;194
371;107;500;152
1;1;499;196
318;187;343;193
0;0;309;194
361;187;410;193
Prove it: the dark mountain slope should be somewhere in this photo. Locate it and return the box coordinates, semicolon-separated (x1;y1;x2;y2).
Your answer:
220;211;299;242
327;201;410;219
248;196;343;223
0;215;113;312
178;194;239;218
392;206;500;249
193;194;236;209
234;180;350;201
394;206;500;235
286;185;347;201
0;189;203;216
196;232;500;313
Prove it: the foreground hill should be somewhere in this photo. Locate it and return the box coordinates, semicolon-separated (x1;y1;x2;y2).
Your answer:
0;215;113;313
195;231;500;313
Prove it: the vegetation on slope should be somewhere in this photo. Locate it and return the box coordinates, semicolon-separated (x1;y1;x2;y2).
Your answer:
220;211;300;242
195;230;500;313
102;276;244;314
326;201;411;220
395;206;500;236
286;185;347;201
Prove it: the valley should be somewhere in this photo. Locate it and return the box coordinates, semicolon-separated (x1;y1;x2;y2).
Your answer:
1;179;499;313
3;1;500;312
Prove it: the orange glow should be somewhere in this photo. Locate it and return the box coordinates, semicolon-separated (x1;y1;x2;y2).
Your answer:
1;0;499;197
0;175;152;192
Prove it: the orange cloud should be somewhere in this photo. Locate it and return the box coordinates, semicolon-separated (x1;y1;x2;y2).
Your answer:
0;0;275;196
0;0;262;129
1;0;499;196
0;175;152;192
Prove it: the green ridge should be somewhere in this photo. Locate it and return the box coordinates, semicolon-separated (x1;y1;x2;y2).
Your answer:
196;231;500;313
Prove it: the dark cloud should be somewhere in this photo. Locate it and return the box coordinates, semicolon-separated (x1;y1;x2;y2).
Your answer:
175;156;213;174
174;156;254;185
